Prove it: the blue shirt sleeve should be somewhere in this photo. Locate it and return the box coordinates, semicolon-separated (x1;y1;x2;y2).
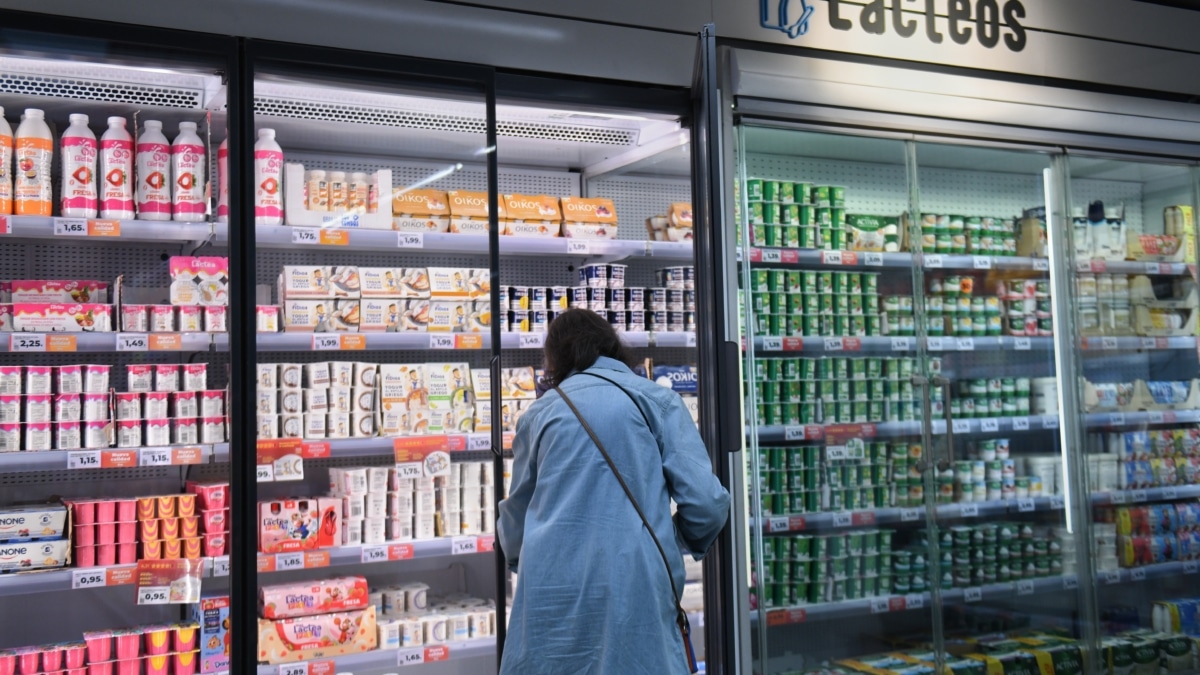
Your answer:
497;406;539;573
656;394;730;559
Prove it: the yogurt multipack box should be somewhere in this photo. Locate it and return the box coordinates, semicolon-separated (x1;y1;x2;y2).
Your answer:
560;197;618;239
501;193;560;238
447;190;493;235
260;576;369;619
12;303;112;332
392;189;450;233
0;539;71;572
256;605;377;664
0;503;68;542
8;280;109;304
169;257;229;306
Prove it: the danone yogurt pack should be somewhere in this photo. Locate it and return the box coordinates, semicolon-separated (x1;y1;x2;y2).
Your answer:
447;190;491;235
500;193;560;238
392;188;450;232
560;196;618;239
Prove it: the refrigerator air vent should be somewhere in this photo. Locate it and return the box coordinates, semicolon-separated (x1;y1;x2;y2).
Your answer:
254;96;637;146
0;73;203;108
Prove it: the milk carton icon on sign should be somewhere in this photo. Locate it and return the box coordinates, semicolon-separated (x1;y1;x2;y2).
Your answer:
761;0;814;38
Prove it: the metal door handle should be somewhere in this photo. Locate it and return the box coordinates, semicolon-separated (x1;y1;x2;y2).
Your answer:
934;375;952;472
912;374;932;472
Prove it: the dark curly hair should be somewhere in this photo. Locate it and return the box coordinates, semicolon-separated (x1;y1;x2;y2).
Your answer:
542;308;632;387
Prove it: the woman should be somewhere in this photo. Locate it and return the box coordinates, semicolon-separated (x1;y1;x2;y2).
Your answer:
498;308;730;675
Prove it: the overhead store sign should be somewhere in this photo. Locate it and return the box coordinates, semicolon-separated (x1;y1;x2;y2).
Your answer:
761;0;1027;51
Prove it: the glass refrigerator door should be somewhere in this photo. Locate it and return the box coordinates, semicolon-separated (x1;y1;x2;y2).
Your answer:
0;17;235;664
249;59;499;673
737;125;938;674
1064;155;1200;665
913;142;1085;667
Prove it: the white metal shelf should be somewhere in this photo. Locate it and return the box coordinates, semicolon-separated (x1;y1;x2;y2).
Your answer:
1;215;216;244
0;443;224;472
756;496;1065;534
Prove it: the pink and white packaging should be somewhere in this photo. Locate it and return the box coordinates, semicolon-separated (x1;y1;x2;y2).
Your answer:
115;393;141;420
0;422;19;451
83;393;109;422
199;391;224;417
55;421;81;449
25;422;51;451
144;392;169;419
127;365;154;393
26;366;52;395
200;417;225;443
11;303;112;332
145;419;170;446
83;365;110;393
9;280;109;303
54;393;82;422
155;365;180;392
25;394;51;423
150;305;175;332
121;304;149;332
0;395;19;423
0;304;9;331
178;306;202;332
174;418;199;445
83;420;110;448
205;306;227;333
117;420;142;448
57;365;83;394
173;391;198;418
0;366;21;394
183;364;207;392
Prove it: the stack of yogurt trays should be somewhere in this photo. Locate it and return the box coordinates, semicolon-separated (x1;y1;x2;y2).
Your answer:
948;377;1033;419
919;214;1019;256
754;527;896;607
744;179;852;251
755;440;931;516
746;269;884;338
902;523;1065;590
749;356;935;427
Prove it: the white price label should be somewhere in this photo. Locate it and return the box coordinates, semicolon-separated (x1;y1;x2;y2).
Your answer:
1184;561;1199;575
952;419;971;434
1014;337;1032;351
273;456;304;482
863;252;884;266
116;333;148;351
1109;413;1126;426
291;227;320;244
467;435;491;451
1050;496;1065;510
832;512;852;528
824;337;844;351
1141;338;1159;350
1150;411;1166;424
1132;489;1148;502
139;448;172;467
1147;262;1164;274
972;256;993;270
891;337;911;351
429;334;456;349
1131;568;1147;581
256;464;274;482
760;249;782;264
1063;576;1079;590
686;333;697;348
9;334;46;352
566;240;590;255
137;586;171;605
960;504;980;518
1104;570;1122;585
397;232;425;248
452;537;478;555
1017;498;1036;513
394;463;423;479
761;337;783;351
519;333;545;349
67;450;101;470
925;254;944;269
1164;487;1179;500
981;419;1000;433
900;508;922;522
276;553;305;571
956;338;975;351
54;218;88;236
1017;580;1035;596
1043;416;1059;429
212;557;230;577
826;446;848;460
279;664;309;675
311;335;341;351
927;338;944;351
768;517;789;533
361;545;389;564
72;569;107;589
784;427;805;441
1012;417;1030;431
397;649;426;667
1033;259;1050;271
870;597;890;614
905;594;924;610
1110;492;1127;505
1101;337;1119;350
964;587;983;603
822;250;843;265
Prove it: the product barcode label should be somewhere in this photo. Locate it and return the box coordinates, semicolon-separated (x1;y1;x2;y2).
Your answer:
870;597;890;614
1016;580;1035;596
212;557;230;577
137;586;171;605
960;504;980;518
981;419;1000;433
398;649;425;666
1101;337;1119;350
905;594;924;610
1012;417;1030;431
67;450;101;470
467;435;491;451
768;516;789;533
54;218;88;236
1163;487;1179;500
139;448;172;467
291;227;320;244
1132;489;1148;502
1184;561;1199;575
925;254;944;268
964;587;983;603
519;333;545;349
686;333;697;348
1033;259;1049;271
9;334;46;352
952;420;971;434
1131;568;1147;581
822;250;843;265
72;569;107;589
361;545;389;564
832;512;852;528
891;337;911;351
1017;498;1035;513
1042;416;1059;429
1149;411;1166;424
1109;413;1126;426
394;463;423;479
116;333;149;351
863;252;884;266
276;553;305;571
956;338;975;351
397;232;425;248
900;508;922;522
824;337;844;351
783;426;805;441
1063;576;1079;589
1014;337;1032;351
927;337;944;351
1104;570;1122;584
760;249;782;264
761;337;783;351
279;664;309;675
1050;496;1065;510
1110;492;1127;504
451;537;478;555
972;256;992;270
566;240;590;255
311;335;341;351
429;335;455;349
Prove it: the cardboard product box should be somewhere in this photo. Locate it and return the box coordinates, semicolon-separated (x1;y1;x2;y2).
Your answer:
327;267;362;299
0;539;71;572
282;300;360;333
278;267;334;300
447;190;495;235
501;194;560;238
191;595;231;673
359;298;406;333
169;257;229;306
0;503;68;542
428;300;472;332
258;498;341;553
396;300;431;331
560;197;618;239
1017;216;1048;259
395;269;431;299
427;268;471;300
283;164;392;229
12;304;112;332
256;606;377;664
499;367;537;400
10;280;109;304
393;189;450;233
358;268;403;298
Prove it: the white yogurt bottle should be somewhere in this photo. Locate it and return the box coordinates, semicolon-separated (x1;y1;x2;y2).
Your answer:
171;121;206;222
254;128;283;225
14;108;53;216
0;107;12;215
62;114;98;218
136;120;172;220
216;136;229;223
100;116;134;220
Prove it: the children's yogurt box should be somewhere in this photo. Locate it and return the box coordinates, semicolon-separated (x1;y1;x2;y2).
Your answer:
12;304;112;332
10;280;109;304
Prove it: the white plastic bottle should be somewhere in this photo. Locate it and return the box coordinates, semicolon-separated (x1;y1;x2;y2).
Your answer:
306;170;328;212
61;114;98;218
0;107;12;215
254;128;283;225
136;120;171;220
329;171;348;212
216;137;228;223
99;116;134;220
349;172;368;212
14;108;53;216
172;121;206;222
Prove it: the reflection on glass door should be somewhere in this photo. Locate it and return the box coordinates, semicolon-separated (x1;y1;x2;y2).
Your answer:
1066;155;1200;669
